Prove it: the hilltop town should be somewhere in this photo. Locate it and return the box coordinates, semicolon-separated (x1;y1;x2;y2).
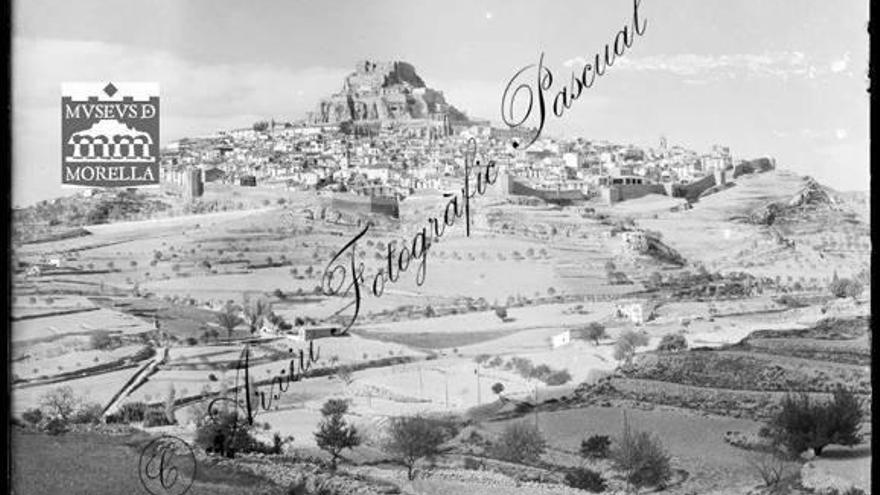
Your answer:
122;61;771;209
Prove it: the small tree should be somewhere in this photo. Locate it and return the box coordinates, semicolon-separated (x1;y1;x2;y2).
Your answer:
385;415;448;480
40;386;80;422
335;366;354;385
770;386;862;456
579;322;608;345
613;330;650;364
657;333;688;352
314;399;361;470
494;306;509;321
490;420;547;464
491;382;505;396
611;414;672;489
243;296;272;334
163;385;177;425
217;303;243;340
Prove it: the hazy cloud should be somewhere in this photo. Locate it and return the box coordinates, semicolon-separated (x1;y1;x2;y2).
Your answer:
13;37;349;134
562;51;854;83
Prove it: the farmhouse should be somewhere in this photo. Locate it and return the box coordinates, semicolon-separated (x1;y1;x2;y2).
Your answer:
616;301;656;325
286;325;339;341
551;330;571;348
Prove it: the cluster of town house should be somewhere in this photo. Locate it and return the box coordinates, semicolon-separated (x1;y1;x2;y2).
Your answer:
158;118;773;206
155;60;776;206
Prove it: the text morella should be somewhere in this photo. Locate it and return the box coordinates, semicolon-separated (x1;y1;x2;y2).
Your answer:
64;165;156;182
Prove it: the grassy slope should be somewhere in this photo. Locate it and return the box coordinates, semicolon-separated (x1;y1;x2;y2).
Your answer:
11;429;280;495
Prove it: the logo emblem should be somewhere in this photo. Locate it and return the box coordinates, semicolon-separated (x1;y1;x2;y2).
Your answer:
61;82;160;186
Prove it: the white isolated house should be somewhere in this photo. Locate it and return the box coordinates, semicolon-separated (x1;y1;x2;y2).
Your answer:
551;330;571;348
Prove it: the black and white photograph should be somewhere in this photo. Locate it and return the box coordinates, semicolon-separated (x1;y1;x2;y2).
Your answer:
8;1;872;494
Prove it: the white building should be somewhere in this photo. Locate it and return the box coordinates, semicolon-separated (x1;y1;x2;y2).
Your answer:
551;330;571;348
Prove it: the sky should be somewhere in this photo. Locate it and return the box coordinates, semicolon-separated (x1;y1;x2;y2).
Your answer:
12;0;870;207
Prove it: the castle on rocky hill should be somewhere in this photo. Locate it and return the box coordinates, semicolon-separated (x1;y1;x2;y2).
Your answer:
308;60;469;128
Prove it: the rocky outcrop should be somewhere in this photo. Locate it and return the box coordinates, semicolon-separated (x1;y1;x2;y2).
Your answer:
310;60;469;126
788;178;837;208
747;177;838;227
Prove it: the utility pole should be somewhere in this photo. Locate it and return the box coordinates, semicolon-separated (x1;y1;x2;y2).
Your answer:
475;368;481;405
418;365;423;399
445;372;449;409
534;381;539;430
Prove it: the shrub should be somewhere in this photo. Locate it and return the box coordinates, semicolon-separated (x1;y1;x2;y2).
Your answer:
613;330;649;364
530;364;552;381
474;354;491;365
580;434;612;459
564;467;607;492
90;331;119;350
463;456;483;470
611;415;672;489
544;369;572;386
22;408;43;425
385;415;450;480
45;417;69;436
510;357;535;377
490;421;546;464
657;333;688;352
746;451;789;488
491;382;505;395
494;306;509;321
72;402;104;424
314;399;361;470
112;401;149;423
194;411;257;459
828;277;863;299
144;406;175;427
774;295;809;308
335;366;354;385
770;386;862;456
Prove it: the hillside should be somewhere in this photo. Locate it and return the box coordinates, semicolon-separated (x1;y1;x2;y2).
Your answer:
9;167;871;494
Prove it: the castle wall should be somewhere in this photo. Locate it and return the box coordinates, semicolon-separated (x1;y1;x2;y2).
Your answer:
672;174;717;201
602;184;667;204
732;157;775;178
